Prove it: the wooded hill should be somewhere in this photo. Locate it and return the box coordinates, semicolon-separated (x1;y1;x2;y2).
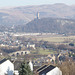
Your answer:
0;3;75;27
15;18;75;34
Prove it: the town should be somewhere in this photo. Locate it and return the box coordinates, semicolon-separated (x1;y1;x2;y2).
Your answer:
0;1;75;75
0;32;75;75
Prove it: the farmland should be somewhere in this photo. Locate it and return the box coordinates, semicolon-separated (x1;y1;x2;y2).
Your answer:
34;35;75;44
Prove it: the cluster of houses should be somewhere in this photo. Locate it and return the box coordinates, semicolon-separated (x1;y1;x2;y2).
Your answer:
33;51;70;67
0;58;62;75
0;32;36;50
0;32;72;75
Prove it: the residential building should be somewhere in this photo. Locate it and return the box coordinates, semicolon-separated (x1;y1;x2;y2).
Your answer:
0;59;14;75
36;65;62;75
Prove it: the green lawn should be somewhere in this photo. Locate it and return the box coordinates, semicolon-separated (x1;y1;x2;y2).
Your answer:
39;49;56;55
31;48;57;55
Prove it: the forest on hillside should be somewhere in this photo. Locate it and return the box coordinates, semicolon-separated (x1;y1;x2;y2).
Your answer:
15;18;75;34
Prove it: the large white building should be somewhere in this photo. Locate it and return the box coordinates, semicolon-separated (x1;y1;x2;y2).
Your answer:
37;65;62;75
0;59;14;75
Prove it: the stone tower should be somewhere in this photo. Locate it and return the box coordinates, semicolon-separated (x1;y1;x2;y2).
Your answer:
37;12;40;19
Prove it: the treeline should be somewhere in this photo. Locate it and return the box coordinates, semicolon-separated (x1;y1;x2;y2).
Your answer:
0;46;21;53
35;40;75;51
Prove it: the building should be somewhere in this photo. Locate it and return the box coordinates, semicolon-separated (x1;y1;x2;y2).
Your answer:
29;60;33;71
36;65;62;75
14;70;19;75
0;59;14;75
27;43;35;49
37;12;39;19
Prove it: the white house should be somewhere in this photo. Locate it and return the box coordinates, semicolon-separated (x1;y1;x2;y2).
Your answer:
14;70;19;75
37;65;62;75
0;59;14;75
46;67;62;75
29;60;33;71
27;43;36;49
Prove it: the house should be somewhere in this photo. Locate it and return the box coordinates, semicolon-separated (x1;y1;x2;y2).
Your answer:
27;43;35;49
14;60;33;75
36;65;62;75
0;59;14;75
29;60;33;71
47;54;56;63
14;70;19;75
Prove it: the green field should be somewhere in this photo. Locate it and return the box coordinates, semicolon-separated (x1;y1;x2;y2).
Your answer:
31;48;57;55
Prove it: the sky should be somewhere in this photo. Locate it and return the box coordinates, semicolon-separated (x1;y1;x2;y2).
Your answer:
0;0;75;8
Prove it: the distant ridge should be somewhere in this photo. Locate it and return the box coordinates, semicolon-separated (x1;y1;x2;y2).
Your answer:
0;3;75;32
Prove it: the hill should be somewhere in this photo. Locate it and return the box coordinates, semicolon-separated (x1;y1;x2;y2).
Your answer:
0;3;75;32
15;18;75;34
0;3;75;27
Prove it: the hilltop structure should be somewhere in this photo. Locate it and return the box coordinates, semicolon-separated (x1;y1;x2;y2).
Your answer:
37;12;40;19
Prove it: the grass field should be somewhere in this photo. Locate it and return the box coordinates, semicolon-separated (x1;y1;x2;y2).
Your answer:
22;33;75;43
31;48;57;55
35;36;75;43
39;49;56;55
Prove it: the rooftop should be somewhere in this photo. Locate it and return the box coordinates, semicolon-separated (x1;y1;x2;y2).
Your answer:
0;58;7;64
37;65;56;75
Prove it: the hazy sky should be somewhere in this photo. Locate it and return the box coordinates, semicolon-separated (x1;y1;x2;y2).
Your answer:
0;0;75;8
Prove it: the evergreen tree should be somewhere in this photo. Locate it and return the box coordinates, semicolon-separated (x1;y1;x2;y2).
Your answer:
19;61;33;75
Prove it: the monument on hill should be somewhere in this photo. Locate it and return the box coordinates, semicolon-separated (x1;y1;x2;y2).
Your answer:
37;12;40;19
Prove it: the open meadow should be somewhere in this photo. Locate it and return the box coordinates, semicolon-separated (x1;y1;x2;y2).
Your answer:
34;35;75;44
